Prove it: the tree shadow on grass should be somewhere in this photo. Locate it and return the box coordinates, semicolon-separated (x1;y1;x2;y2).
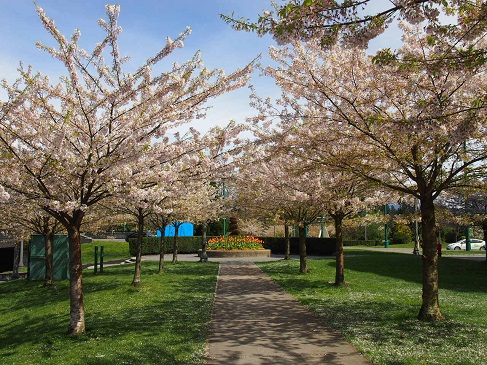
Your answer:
0;262;218;365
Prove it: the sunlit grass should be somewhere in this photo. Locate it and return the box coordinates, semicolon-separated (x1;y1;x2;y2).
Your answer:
259;251;487;365
0;262;218;365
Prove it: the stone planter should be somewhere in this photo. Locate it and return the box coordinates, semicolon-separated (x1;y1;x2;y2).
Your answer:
198;249;271;258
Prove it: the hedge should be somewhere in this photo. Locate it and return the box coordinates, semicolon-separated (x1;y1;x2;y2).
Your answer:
129;236;338;257
128;236;206;256
343;240;382;247
261;237;336;256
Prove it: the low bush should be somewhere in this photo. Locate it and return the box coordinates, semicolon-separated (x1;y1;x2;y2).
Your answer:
128;236;337;256
262;237;336;256
128;236;206;256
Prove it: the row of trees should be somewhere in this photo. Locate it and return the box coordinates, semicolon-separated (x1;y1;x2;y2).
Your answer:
0;5;254;335
223;1;487;322
2;1;487;335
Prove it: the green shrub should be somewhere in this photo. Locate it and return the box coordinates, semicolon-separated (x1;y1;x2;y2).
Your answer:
129;236;337;256
390;222;413;245
128;236;207;256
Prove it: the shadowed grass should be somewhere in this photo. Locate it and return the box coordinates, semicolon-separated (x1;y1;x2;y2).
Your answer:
259;251;487;365
0;261;218;365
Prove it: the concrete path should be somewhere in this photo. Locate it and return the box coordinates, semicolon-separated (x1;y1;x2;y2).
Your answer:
205;262;372;365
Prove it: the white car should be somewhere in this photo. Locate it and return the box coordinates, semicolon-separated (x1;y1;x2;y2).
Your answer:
446;239;485;250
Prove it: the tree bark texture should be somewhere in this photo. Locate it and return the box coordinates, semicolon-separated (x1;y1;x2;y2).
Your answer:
298;225;309;273
333;214;345;286
172;223;180;264
418;195;444;321
132;208;144;287
44;233;54;286
200;221;208;262
67;223;85;335
284;224;291;260
483;224;487;262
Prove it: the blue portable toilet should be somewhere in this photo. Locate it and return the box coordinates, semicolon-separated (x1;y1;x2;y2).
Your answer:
157;222;194;237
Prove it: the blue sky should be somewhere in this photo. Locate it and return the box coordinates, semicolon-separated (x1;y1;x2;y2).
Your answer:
0;1;402;133
0;0;281;133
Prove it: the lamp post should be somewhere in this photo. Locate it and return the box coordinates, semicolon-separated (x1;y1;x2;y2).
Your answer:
466;226;471;251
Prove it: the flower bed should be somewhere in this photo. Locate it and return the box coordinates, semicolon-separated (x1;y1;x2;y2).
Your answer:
206;236;265;250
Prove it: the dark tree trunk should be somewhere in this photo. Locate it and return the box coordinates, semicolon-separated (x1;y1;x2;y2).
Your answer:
284;224;291;260
132;207;144;287
418;194;444;321
172;223;180;264
333;214;345;286
67;217;85;335
229;216;240;235
44;232;54;286
12;241;20;279
200;221;208;262
298;224;308;273
483;224;487;262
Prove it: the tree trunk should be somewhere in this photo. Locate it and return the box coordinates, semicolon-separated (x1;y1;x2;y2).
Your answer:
418;194;444;321
158;224;166;274
44;232;54;286
284;224;291;260
12;241;20;279
132;207;144;287
333;214;345;286
172;223;179;264
482;224;487;262
298;224;308;273
67;221;85;335
199;221;208;262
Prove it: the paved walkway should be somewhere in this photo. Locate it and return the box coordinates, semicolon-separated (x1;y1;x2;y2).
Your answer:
205;261;371;365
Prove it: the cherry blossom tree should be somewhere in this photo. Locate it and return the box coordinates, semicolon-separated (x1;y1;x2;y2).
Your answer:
261;23;487;320
0;5;254;335
233;144;325;273
222;0;487;50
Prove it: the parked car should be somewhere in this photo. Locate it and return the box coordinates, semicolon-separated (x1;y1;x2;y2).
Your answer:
446;239;485;250
481;244;486;250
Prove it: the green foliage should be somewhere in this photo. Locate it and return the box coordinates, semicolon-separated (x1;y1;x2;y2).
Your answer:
0;262;219;364
390;222;413;245
259;252;487;365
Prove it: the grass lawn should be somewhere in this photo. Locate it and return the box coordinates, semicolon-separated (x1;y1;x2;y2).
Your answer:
259;251;487;365
0;261;218;365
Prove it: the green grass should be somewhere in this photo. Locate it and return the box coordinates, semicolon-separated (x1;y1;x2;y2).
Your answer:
0;261;219;365
258;251;487;365
81;240;131;265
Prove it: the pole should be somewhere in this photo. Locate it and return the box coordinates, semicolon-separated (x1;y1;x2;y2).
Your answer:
466;227;471;251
